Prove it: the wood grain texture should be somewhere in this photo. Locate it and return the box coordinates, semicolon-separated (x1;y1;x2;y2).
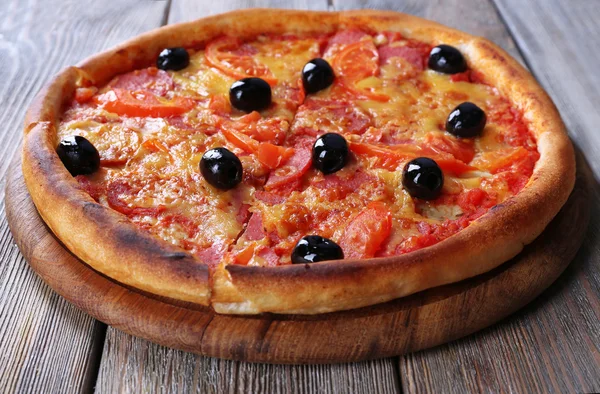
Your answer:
97;329;400;393
330;0;600;392
494;0;600;177
168;0;329;24
0;0;168;392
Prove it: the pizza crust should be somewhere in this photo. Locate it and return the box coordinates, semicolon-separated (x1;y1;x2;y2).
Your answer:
22;9;575;314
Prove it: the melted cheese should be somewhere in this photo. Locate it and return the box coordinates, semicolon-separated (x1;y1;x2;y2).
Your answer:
57;31;539;267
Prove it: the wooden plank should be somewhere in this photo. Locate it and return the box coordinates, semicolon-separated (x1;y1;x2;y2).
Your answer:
0;0;169;392
493;0;600;177
333;0;600;392
168;0;331;24
97;330;400;393
96;1;399;393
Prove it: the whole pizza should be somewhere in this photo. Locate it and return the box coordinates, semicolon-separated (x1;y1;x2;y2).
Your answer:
22;9;575;314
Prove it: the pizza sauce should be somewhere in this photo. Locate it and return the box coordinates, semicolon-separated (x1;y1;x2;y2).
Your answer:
56;29;539;269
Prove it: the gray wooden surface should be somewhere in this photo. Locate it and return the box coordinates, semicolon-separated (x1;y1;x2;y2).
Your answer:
1;0;599;392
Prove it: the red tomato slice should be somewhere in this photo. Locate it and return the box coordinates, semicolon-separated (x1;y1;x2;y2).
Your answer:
350;142;477;174
434;158;478;175
99;89;195;117
257;143;294;169
332;40;379;79
349;142;410;170
221;128;293;169
339;201;392;259
205;36;277;86
332;40;390;102
424;133;475;163
142;139;170;153
221;127;260;152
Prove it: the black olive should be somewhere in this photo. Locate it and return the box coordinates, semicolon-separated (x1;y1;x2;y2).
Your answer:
56;136;101;176
156;47;190;71
428;45;467;74
291;235;344;264
312;133;349;175
446;102;487;138
402;157;444;200
229;78;272;113
200;148;243;190
302;58;335;94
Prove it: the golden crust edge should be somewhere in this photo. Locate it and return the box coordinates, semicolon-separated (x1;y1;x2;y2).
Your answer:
20;9;575;315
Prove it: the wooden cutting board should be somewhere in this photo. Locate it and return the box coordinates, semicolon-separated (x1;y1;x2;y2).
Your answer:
5;155;591;364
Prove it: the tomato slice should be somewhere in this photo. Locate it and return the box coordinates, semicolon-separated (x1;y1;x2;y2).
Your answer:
221;128;293;169
205;36;277;86
350;141;477;174
221;127;260;152
99;89;195;117
257;143;294;169
332;41;379;79
141;139;170;154
332;41;390;102
349;142;410;170
339;201;392;259
424;133;475;164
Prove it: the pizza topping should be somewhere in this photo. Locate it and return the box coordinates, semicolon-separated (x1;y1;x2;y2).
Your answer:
291;235;344;264
402;157;444;200
57;29;541;270
302;58;335;94
339;201;392;259
108;68;174;96
312;133;349;175
98;89;195;117
156;47;190;71
56;136;101;176
205;36;277;85
200;148;243;190
428;45;467;74
229;78;272;112
446;102;487;138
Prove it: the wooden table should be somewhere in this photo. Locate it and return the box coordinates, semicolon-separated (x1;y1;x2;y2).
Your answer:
1;0;599;392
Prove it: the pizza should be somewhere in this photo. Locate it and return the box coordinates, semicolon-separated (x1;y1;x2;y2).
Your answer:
22;9;575;314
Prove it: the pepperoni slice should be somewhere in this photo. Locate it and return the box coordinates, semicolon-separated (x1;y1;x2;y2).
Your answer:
244;213;266;241
339;201;393;259
264;141;312;193
107;67;174;96
294;99;372;136
257;247;280;266
196;241;228;268
75;175;104;201
205;36;277;85
77;124;140;166
106;180;166;217
311;170;374;200
378;45;426;70
254;191;285;205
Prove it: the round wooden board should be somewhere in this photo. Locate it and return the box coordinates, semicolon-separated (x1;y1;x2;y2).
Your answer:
5;155;591;364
